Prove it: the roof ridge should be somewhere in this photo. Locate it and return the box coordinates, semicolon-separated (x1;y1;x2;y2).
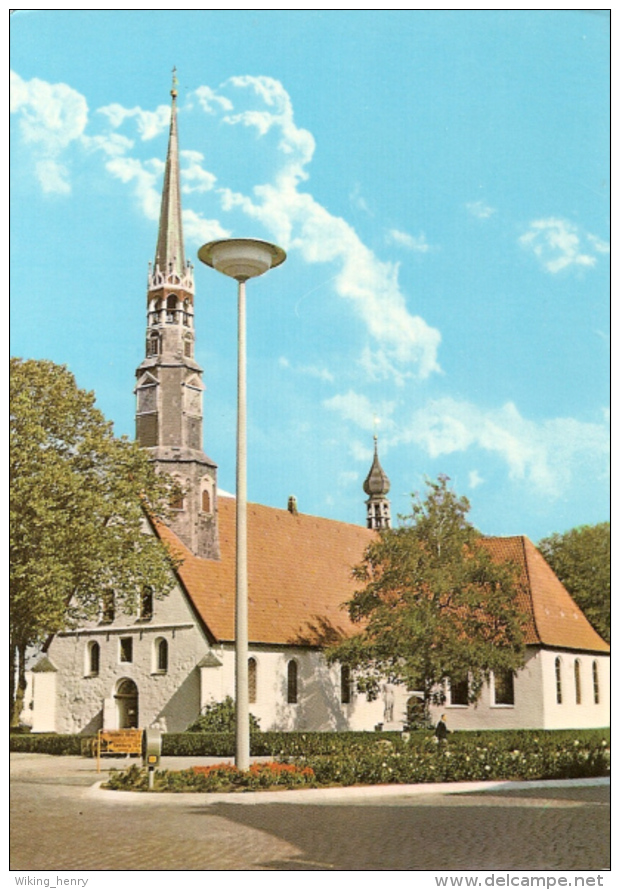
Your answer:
517;534;543;645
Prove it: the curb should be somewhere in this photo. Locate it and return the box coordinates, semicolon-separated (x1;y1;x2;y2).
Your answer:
89;775;610;806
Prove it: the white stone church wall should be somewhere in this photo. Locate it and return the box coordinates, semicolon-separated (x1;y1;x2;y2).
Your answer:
539;649;609;730
200;644;387;732
45;580;212;734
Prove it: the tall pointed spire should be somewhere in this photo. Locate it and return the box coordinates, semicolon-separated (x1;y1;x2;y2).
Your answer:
363;436;391;530
135;73;219;561
154;69;185;277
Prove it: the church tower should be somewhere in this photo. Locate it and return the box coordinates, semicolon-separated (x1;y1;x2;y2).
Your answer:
135;76;219;559
363;436;391;530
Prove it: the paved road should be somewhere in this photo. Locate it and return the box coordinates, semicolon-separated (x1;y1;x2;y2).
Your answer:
10;754;610;871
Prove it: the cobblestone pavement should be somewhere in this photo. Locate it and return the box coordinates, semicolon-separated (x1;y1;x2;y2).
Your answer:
10;755;610;871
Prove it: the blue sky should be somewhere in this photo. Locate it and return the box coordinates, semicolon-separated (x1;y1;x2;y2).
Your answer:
10;10;610;543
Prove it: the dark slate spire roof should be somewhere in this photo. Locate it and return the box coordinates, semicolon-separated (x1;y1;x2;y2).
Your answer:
363;436;391;497
154;74;185;276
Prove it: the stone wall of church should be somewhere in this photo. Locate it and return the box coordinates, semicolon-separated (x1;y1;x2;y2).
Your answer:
200;644;387;732
44;579;212;735
428;648;544;732
426;647;610;732
539;648;610;730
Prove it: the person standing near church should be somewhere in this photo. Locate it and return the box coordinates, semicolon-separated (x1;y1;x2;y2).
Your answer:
435;714;450;742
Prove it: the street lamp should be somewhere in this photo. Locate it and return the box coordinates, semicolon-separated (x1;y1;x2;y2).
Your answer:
198;238;286;770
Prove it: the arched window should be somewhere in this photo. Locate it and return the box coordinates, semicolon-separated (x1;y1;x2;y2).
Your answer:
201;489;211;513
555;657;563;704
248;657;257;704
592;661;600;704
287;660;298;704
86;641;100;676
340;664;351;704
154;638;168;673
574;659;582;705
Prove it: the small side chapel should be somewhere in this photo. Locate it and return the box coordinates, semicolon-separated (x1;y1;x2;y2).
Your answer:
29;85;609;736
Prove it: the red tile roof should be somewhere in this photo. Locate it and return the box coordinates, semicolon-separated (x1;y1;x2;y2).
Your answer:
156;498;609;654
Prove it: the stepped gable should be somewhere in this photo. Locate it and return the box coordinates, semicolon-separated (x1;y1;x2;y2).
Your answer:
156;496;375;645
156;509;608;654
483;536;609;653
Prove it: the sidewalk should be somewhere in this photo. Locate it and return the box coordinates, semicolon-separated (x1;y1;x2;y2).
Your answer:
10;752;610;805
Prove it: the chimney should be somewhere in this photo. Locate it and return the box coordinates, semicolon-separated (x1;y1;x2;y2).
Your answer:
287;495;298;515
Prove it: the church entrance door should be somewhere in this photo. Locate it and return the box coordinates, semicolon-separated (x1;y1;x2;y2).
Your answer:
115;678;139;728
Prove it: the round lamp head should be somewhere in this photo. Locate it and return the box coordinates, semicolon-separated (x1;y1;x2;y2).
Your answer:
198;238;286;282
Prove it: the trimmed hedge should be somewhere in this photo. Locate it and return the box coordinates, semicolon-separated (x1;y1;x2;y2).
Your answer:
162;729;406;757
12;727;610;778
9;733;86;756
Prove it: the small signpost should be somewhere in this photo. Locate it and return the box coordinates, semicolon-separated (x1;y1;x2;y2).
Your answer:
96;729;143;773
142;728;162;791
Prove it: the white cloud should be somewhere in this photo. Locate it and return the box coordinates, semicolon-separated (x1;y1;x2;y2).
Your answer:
193;85;234;115
182;209;230;246
468;470;484;489
98;103;170;141
324;391;378;431
180;150;217;194
35;159;71;195
84;132;134;158
587;233;610;254
104;156;163;221
466;200;496;219
387;228;432;253
398;397;609;497
326;390;609;498
211;75;441;380
278;356;334;383
324;391;396;435
519;218;606;274
350;184;372;215
10;70;89;193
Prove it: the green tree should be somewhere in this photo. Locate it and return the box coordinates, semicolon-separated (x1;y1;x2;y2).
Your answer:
328;476;527;720
538;523;610;643
10;358;181;725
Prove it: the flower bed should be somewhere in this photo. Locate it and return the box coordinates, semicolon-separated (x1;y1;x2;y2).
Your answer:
105;761;317;793
103;732;609;793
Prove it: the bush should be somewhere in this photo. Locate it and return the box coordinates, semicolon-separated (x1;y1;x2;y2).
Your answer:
9;733;87;755
185;697;261;734
295;731;610;787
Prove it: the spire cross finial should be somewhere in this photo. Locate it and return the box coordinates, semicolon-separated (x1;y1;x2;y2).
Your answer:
171;67;178;97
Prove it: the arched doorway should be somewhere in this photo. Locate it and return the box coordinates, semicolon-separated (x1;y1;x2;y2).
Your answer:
115;678;139;729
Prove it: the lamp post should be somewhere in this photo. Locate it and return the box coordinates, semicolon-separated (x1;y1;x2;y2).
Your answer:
198;238;286;770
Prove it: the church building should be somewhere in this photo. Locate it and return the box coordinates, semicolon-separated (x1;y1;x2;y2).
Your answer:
29;85;610;736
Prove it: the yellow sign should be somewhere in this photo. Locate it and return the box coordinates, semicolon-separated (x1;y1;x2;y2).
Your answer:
96;729;143;771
